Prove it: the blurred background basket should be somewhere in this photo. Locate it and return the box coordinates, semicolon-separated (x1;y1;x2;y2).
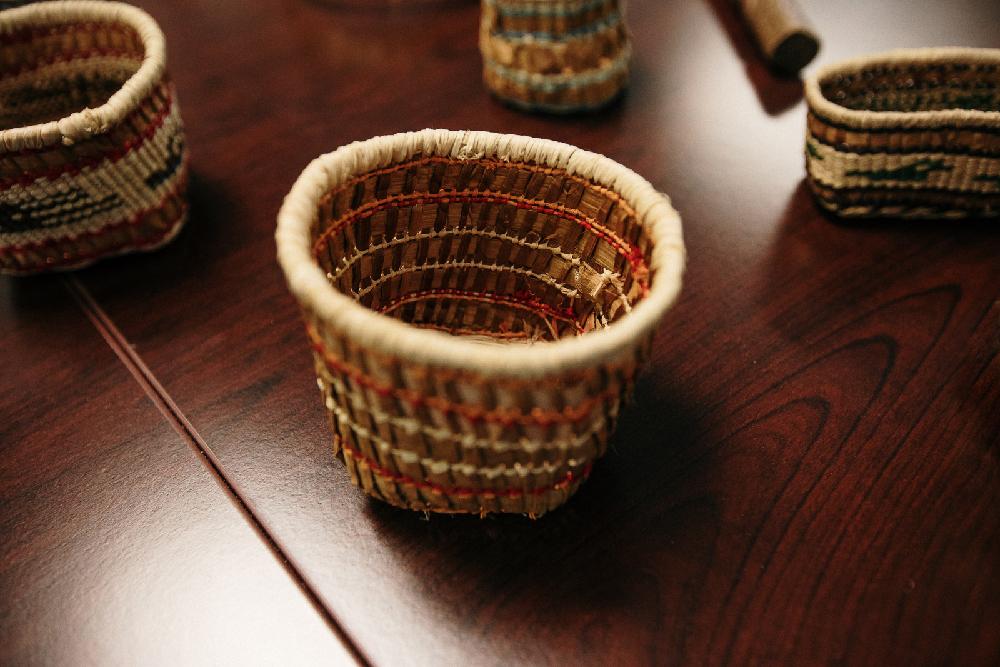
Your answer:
479;0;631;113
277;129;684;516
0;1;187;275
805;47;1000;220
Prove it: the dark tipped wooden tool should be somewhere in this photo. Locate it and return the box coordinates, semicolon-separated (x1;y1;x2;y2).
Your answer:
737;0;820;73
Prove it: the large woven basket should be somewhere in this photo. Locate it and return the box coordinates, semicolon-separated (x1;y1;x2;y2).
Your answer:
479;0;631;113
277;130;684;516
0;1;187;275
805;47;1000;219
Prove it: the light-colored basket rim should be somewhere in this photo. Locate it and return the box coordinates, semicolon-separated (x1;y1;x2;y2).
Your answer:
276;129;685;378
0;0;166;153
804;47;1000;131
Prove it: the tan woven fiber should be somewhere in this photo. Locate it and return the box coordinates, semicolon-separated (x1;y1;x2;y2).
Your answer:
479;0;631;113
277;130;685;515
804;47;1000;219
0;1;188;274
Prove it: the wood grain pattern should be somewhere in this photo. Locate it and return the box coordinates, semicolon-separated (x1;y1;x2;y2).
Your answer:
0;278;356;664
4;0;998;664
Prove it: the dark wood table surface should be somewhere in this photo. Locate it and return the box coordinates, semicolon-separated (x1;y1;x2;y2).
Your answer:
2;0;998;664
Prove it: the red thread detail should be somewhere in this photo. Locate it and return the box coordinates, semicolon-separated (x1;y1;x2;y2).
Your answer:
306;325;620;427
378;287;584;333
2;81;172;161
342;439;592;500
0;163;188;268
321;156;641;223
2;22;137;48
512;288;574;320
1;89;175;189
415;322;530;339
312;190;649;282
3;47;142;80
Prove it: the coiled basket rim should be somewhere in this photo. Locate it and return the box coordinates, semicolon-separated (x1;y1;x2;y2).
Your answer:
804;47;1000;131
276;129;685;379
0;0;167;153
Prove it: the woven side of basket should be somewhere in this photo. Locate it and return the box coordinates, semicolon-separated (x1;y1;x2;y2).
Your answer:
479;0;630;113
0;2;188;275
305;153;659;515
804;48;1000;219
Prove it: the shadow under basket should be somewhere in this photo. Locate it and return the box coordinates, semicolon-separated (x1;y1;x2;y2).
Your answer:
277;130;684;516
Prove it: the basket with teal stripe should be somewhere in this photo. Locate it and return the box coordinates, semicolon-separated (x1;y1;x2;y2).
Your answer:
479;0;630;113
804;47;1000;219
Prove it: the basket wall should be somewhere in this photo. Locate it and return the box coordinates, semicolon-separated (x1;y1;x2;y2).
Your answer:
805;50;1000;219
0;5;188;274
479;0;631;113
306;153;659;515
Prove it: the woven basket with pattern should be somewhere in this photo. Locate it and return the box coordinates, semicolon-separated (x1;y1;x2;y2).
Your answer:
0;1;187;275
805;47;1000;219
277;130;684;516
479;0;631;113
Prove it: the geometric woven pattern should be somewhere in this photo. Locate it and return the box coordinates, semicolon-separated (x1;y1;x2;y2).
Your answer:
277;130;685;515
479;0;631;113
804;47;1000;219
0;1;188;274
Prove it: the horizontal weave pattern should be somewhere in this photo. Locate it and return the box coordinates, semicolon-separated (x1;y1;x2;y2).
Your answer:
0;2;188;274
479;0;630;113
804;48;1000;219
278;130;685;516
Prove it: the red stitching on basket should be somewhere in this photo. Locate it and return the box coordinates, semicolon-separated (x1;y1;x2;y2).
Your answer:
0;163;188;267
312;190;649;285
2;22;137;48
2;88;175;188
414;322;531;339
377;287;584;334
3;47;142;80
306;325;620;427
341;439;592;499
322;156;641;220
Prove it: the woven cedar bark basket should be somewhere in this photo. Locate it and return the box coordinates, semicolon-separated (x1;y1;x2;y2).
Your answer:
479;0;630;113
277;130;684;516
804;47;1000;219
0;1;187;275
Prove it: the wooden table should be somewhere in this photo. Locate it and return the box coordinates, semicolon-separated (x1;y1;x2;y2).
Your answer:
2;1;998;664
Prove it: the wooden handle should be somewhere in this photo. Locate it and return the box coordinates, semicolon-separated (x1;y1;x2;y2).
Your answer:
737;0;820;73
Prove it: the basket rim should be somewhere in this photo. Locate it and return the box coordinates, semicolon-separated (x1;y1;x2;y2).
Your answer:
0;0;167;153
276;129;685;378
804;47;1000;130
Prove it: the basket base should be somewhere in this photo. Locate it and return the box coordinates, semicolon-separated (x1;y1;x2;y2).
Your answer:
0;173;189;276
807;176;1000;220
333;436;592;517
483;66;628;115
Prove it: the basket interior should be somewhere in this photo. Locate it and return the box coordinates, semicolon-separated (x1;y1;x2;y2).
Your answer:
312;155;654;343
0;20;144;131
820;60;1000;114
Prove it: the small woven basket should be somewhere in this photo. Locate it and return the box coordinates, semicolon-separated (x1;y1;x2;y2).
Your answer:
0;1;187;275
277;130;684;516
479;0;631;113
804;47;1000;220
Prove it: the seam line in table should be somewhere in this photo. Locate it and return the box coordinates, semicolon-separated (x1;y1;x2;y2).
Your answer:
63;275;373;667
